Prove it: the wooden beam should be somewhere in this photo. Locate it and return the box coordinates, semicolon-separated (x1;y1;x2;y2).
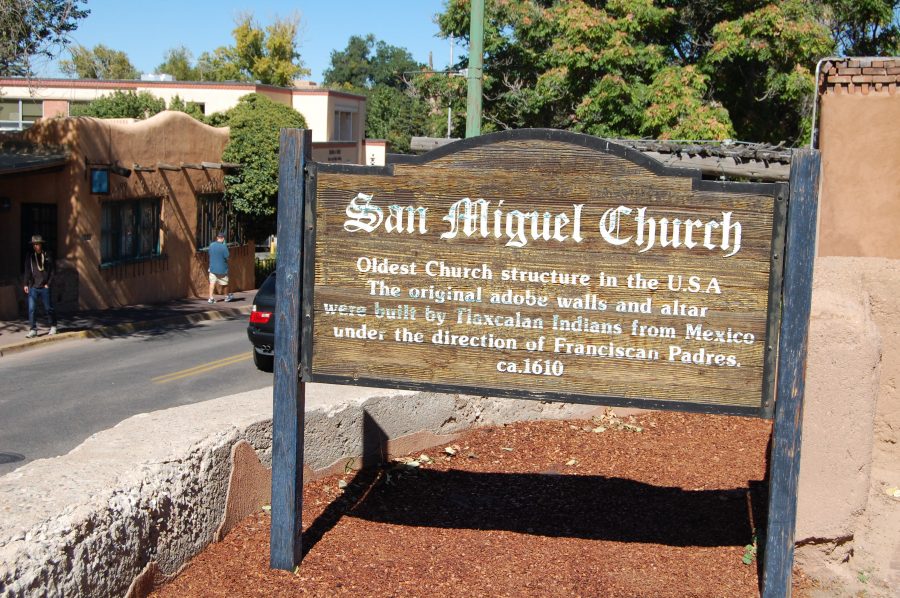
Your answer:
132;163;156;172
761;149;821;598
180;162;204;170
200;161;222;169
410;136;459;152
157;162;180;171
270;128;311;570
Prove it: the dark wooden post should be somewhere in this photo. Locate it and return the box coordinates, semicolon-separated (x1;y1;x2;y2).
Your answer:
270;129;311;570
762;149;821;597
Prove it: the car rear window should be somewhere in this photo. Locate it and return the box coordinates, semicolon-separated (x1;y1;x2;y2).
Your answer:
260;272;276;295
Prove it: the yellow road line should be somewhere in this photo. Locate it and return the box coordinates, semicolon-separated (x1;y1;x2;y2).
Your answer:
152;352;251;384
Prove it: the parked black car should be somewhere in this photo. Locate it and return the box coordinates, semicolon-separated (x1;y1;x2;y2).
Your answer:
247;271;276;372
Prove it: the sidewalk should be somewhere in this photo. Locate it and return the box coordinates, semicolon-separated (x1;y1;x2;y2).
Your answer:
0;290;256;357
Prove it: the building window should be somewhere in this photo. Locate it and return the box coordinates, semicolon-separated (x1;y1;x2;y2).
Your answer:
333;110;354;141
101;198;162;265
196;194;245;250
0;99;42;131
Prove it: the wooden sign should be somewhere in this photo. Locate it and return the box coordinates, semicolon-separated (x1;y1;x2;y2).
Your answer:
302;130;785;417
271;129;821;598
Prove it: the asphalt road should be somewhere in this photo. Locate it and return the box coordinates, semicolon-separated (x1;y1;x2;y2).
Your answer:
0;317;273;476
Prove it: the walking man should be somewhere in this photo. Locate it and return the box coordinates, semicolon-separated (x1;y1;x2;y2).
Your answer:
23;234;58;338
208;231;233;303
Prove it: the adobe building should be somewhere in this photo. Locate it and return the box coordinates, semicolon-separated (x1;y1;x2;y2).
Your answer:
0;77;369;165
0;111;253;318
815;57;900;259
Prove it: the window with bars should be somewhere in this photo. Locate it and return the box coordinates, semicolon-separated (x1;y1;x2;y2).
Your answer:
101;198;162;265
196;194;245;249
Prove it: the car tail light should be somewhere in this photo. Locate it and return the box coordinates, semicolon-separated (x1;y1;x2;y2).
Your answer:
250;307;272;324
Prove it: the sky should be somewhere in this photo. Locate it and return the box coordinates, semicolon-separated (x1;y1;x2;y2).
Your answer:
35;0;466;82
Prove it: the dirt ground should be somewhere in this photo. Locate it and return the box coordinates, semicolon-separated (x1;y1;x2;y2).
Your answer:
151;410;822;597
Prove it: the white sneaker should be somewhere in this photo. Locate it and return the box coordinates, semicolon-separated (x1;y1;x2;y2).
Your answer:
26;330;37;338
49;326;58;335
208;297;216;304
224;294;234;302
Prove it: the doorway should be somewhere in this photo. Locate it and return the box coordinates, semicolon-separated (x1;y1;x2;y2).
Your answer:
20;203;58;266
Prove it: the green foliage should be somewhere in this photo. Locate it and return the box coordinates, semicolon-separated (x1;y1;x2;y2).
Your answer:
323;35;375;89
825;0;900;55
70;90;165;119
156;46;200;81
706;0;834;143
219;94;307;235
365;84;429;153
196;13;309;86
323;34;427;151
0;0;89;76
324;34;422;90
59;43;140;80
427;0;855;144
167;95;205;120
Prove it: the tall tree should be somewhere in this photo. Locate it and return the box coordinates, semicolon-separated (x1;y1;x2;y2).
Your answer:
825;0;900;55
324;34;427;152
365;84;429;152
196;13;309;86
324;34;422;90
0;0;89;76
60;43;140;79
428;0;839;144
323;35;374;89
219;94;307;232
156;46;199;81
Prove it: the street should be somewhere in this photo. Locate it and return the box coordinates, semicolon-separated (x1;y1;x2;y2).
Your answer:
0;317;272;476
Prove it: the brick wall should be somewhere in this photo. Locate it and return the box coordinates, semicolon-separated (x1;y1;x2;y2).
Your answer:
819;58;900;96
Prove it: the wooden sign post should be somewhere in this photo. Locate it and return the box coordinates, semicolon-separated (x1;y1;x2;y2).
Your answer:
271;129;820;595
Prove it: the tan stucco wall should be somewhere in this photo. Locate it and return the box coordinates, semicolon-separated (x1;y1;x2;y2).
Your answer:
0;112;254;312
797;256;899;590
818;90;900;259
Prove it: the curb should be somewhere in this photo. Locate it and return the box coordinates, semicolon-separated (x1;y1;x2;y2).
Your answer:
0;306;252;358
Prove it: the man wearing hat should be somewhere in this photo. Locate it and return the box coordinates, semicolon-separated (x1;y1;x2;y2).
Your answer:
23;234;58;338
207;231;233;303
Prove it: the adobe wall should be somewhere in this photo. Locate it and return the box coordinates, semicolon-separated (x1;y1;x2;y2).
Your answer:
817;58;900;259
0;112;254;311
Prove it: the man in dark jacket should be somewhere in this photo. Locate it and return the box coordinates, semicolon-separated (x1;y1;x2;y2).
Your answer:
23;234;57;338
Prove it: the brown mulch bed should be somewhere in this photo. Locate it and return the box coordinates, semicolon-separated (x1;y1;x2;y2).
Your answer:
151;410;817;597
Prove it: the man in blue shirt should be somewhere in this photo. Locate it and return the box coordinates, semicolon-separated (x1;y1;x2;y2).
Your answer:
207;231;233;303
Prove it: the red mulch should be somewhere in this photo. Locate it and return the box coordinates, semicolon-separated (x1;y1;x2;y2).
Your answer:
150;410;817;597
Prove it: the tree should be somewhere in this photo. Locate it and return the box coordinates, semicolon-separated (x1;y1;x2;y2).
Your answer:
428;0;841;144
218;93;307;236
324;34;421;90
60;44;140;79
825;0;900;56
365;85;429;152
0;0;89;76
156;46;200;81
323;34;428;152
167;95;204;120
70;90;165;118
323;35;373;89
196;13;309;86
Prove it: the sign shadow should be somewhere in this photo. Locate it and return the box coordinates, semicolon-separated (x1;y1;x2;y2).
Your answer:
300;410;768;558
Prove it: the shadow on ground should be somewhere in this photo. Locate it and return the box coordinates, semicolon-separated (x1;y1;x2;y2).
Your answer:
301;412;769;563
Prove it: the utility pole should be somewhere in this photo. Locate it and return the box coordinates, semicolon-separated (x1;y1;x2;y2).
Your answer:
465;0;484;138
448;35;454;138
